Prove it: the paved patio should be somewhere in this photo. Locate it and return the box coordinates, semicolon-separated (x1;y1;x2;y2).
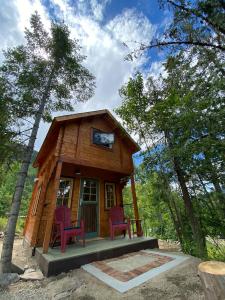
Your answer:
82;249;190;293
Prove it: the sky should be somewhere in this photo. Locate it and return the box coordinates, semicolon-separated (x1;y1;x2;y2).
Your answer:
0;0;169;152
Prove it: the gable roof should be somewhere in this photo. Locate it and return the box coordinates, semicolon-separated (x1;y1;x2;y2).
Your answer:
34;109;140;167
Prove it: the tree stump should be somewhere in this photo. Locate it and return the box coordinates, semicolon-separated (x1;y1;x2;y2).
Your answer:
198;261;225;300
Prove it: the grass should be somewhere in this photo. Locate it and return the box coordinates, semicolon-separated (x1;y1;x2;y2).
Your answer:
207;240;225;262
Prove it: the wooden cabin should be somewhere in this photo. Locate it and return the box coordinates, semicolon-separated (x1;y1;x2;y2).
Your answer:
23;109;141;254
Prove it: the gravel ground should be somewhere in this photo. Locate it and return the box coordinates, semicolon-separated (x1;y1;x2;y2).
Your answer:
0;239;204;300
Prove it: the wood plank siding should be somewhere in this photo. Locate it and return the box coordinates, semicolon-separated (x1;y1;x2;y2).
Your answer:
24;110;140;252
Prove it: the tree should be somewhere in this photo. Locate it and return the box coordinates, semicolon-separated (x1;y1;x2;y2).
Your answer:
127;0;225;60
0;12;95;273
115;45;225;257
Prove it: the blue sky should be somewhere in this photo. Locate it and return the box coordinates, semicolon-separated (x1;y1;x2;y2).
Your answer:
0;0;169;151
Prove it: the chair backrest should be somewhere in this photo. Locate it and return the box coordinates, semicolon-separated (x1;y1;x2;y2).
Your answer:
55;205;72;228
109;206;124;224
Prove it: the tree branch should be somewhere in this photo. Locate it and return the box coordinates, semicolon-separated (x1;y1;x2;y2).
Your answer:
167;0;225;36
139;40;225;52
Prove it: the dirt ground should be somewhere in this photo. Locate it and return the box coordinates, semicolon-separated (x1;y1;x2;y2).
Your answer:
0;238;204;300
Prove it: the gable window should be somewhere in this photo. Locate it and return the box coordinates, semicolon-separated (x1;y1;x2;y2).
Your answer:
105;183;116;209
56;178;73;207
92;128;115;149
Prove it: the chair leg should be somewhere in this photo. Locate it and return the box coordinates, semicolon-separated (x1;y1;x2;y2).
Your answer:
60;235;64;252
82;232;85;247
61;234;67;253
111;228;114;240
51;234;58;248
128;226;131;239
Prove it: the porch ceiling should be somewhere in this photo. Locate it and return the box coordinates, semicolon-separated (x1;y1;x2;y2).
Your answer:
60;160;131;181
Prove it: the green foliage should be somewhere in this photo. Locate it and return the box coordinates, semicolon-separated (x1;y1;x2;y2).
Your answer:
0;217;25;234
0;217;7;232
0;12;95;168
116;44;224;258
0;161;36;216
207;241;225;262
128;0;225;60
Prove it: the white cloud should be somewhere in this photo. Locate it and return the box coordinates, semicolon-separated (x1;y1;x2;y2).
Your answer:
0;0;156;151
106;9;156;51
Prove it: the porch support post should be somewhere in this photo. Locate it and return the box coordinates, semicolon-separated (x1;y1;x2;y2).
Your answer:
130;174;142;236
42;160;62;253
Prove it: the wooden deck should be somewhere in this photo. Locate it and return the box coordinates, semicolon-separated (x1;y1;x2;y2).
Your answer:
35;236;159;276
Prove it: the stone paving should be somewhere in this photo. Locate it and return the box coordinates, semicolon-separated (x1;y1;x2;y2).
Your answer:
92;251;174;282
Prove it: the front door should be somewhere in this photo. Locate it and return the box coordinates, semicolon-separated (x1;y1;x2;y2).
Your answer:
79;179;99;238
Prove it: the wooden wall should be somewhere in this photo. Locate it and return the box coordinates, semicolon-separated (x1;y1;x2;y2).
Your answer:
23;144;57;246
60;116;133;175
24;115;135;248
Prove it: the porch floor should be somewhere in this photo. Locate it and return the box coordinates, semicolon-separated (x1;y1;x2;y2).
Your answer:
36;236;158;277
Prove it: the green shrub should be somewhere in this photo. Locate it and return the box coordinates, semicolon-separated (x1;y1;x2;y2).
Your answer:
207;241;225;262
0;216;25;235
0;217;7;232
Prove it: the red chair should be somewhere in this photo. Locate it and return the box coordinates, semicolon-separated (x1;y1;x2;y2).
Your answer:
109;206;131;240
52;206;85;252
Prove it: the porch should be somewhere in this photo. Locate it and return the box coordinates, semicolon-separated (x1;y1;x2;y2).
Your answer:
35;236;158;277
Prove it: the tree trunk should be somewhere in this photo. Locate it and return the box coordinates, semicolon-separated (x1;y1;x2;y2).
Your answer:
167;199;183;246
173;156;207;258
0;70;54;273
165;131;207;258
162;175;184;247
198;261;225;300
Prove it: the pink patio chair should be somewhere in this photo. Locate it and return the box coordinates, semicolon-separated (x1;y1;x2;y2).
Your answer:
109;206;131;240
52;205;85;252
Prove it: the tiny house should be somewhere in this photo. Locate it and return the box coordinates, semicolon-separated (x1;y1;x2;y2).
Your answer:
24;109;142;254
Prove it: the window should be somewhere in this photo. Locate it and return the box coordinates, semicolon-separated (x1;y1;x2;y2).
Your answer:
82;179;97;202
92;128;115;149
32;185;42;216
56;178;73;207
105;183;116;209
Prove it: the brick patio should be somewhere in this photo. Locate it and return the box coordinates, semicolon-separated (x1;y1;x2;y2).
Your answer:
92;251;174;282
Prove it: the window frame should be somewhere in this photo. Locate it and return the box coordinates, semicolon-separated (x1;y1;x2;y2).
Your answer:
104;182;116;210
81;178;98;203
56;177;74;208
91;127;114;151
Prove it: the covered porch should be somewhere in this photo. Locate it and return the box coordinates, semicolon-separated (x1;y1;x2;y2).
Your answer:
35;236;159;277
27;157;143;254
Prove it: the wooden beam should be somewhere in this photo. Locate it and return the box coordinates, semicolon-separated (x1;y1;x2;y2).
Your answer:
42;160;62;253
59;155;132;176
130;174;142;236
23;178;39;236
55;126;65;156
75;121;81;158
31;157;57;246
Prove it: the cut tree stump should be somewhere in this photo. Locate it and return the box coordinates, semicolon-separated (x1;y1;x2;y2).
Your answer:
198;261;225;300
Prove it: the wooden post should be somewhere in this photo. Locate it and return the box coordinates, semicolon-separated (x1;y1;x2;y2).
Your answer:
42;160;62;253
130;174;142;236
198;261;225;300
